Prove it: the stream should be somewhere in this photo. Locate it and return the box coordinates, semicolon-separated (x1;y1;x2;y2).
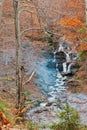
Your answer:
0;41;87;126
26;42;87;126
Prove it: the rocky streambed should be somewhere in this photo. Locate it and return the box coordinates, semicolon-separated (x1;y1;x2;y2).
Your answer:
0;40;87;127
26;42;87;126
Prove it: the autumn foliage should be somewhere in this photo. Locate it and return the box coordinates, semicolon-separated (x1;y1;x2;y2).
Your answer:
60;16;87;51
76;71;86;79
60;17;84;28
0;111;10;130
58;0;87;51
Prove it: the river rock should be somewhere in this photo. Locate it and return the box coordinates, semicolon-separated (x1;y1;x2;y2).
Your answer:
46;102;53;106
34;107;48;113
40;102;47;107
67;79;79;88
61;72;74;76
70;62;79;73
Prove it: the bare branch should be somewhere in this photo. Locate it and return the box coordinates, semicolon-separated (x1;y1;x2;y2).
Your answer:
19;8;36;15
23;71;35;85
20;28;42;36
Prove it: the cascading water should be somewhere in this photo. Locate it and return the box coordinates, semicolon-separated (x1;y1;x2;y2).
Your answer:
58;44;73;74
53;51;56;62
26;43;87;125
63;62;67;73
58;44;64;51
26;43;78;124
67;63;72;73
64;52;71;62
26;44;69;124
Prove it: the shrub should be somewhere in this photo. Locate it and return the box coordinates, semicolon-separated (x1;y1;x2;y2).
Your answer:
26;121;38;130
50;103;80;130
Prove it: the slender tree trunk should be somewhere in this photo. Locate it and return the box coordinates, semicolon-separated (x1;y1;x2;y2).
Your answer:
0;2;2;22
13;0;21;108
84;0;87;28
84;0;87;75
20;66;25;110
0;0;4;22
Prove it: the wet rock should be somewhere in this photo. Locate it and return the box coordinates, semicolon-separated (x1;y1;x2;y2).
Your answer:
67;79;79;87
47;96;58;104
46;102;53;106
40;102;47;107
57;63;63;72
61;72;74;76
55;51;66;63
62;76;67;81
34;107;48;113
52;103;58;106
70;62;79;72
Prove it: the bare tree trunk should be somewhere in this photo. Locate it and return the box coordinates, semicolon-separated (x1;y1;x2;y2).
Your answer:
0;0;4;22
20;66;25;110
0;2;2;22
13;0;21;108
84;0;87;75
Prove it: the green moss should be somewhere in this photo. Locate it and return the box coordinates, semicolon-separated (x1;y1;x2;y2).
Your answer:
81;38;87;42
77;28;86;33
26;121;38;130
24;91;30;98
0;102;7;112
78;51;87;61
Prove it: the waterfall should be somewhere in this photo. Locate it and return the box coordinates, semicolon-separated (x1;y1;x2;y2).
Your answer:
58;44;64;51
56;63;59;72
63;62;67;73
58;44;73;73
53;51;56;62
56;43;77;74
64;52;71;62
67;63;72;73
64;52;72;73
26;42;79;124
